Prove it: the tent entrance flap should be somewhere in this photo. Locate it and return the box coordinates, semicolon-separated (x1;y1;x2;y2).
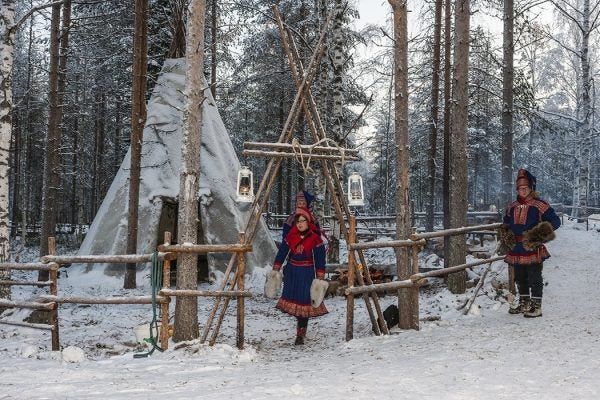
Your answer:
157;196;208;285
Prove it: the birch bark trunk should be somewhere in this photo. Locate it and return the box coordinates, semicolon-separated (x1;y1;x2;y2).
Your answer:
0;0;16;299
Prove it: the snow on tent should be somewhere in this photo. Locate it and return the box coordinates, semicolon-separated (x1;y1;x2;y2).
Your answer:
74;58;276;277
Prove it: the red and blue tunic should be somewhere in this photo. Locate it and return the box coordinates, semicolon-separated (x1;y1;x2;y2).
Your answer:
503;195;561;265
273;226;328;318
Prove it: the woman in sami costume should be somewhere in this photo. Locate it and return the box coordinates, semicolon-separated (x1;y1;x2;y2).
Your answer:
272;204;328;345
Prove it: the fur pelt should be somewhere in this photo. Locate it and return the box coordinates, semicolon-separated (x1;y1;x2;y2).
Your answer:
497;224;516;255
310;279;329;308
523;221;556;251
264;270;283;299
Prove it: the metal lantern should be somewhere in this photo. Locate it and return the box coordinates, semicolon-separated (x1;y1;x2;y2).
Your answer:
236;166;254;203
347;171;364;207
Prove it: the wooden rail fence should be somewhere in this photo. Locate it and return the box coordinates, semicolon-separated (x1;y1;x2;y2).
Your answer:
345;216;503;340
1;232;252;351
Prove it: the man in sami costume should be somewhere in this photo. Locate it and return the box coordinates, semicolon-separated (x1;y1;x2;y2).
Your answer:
498;168;561;318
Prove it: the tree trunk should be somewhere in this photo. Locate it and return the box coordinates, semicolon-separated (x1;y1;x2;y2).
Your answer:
173;0;206;342
447;0;470;294
210;0;217;99
577;0;592;218
388;0;416;330
39;3;63;280
426;0;443;233
125;0;149;289
442;0;452;264
0;0;16;299
501;0;514;212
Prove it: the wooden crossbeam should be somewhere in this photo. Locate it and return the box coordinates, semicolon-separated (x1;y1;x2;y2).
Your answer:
242;149;359;161
244;141;359;155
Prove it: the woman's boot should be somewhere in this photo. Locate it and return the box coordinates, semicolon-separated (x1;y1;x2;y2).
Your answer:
294;327;306;345
295;317;308;345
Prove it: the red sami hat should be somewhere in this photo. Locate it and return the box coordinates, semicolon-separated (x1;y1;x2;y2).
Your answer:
295;206;314;223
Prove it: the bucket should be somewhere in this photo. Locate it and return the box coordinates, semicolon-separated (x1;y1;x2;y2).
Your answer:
134;323;161;344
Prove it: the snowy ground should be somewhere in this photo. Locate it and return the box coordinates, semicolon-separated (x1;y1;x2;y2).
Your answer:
1;219;599;399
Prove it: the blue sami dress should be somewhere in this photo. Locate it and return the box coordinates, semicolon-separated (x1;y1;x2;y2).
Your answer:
273;227;328;318
503;195;561;265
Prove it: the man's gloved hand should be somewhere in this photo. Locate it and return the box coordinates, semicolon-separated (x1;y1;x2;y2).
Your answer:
523;221;556;251
497;224;516;255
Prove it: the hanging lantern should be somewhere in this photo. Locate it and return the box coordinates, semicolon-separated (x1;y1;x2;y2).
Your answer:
347;171;364;207
236;166;254;203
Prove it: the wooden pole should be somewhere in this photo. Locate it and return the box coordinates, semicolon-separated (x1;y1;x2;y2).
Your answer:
242;149;359;161
350;238;426;250
160;289;251;298
201;6;332;344
346;216;356;341
160;231;171;350
410;229;420;330
410;223;502;240
243;141;359;155
0;299;56;310
38;295;170;304
0;263;55;271
158;243;252;254
48;237;60;351
236;233;246;350
42;253;169;265
410;256;505;281
275;11;385;333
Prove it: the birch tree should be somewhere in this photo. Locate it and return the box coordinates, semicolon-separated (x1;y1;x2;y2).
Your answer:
173;0;206;342
549;0;599;217
446;0;470;294
0;0;16;299
388;0;417;330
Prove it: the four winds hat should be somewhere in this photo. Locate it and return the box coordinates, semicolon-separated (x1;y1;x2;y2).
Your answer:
516;168;536;191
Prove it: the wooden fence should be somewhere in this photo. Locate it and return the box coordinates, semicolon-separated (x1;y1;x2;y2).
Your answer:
0;238;60;350
344;216;503;340
0;232;252;351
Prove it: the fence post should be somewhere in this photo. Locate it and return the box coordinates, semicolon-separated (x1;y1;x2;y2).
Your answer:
346;216;356;341
160;231;172;350
410;228;420;330
48;238;60;351
236;233;246;350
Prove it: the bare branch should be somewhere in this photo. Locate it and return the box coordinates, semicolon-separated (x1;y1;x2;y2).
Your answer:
9;0;65;35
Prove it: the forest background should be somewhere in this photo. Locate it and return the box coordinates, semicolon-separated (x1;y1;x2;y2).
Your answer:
0;0;598;263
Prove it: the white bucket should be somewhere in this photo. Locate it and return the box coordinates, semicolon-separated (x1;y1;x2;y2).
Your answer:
134;323;161;344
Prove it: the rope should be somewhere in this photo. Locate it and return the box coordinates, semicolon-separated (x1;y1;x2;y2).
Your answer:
290;137;347;176
133;252;165;358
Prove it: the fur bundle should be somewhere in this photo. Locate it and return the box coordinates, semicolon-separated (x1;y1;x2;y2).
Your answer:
497;224;516;255
264;270;283;299
310;279;329;308
523;221;556;251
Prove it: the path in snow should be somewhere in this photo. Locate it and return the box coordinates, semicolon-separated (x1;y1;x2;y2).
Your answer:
1;221;599;399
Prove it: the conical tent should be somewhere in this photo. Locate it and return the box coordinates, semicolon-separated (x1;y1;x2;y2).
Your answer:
74;59;276;276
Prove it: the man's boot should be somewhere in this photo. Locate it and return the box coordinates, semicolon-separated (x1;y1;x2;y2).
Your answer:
524;297;542;318
294;327;306;345
508;295;531;314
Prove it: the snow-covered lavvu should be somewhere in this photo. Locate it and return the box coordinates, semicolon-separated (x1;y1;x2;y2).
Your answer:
1;218;599;399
